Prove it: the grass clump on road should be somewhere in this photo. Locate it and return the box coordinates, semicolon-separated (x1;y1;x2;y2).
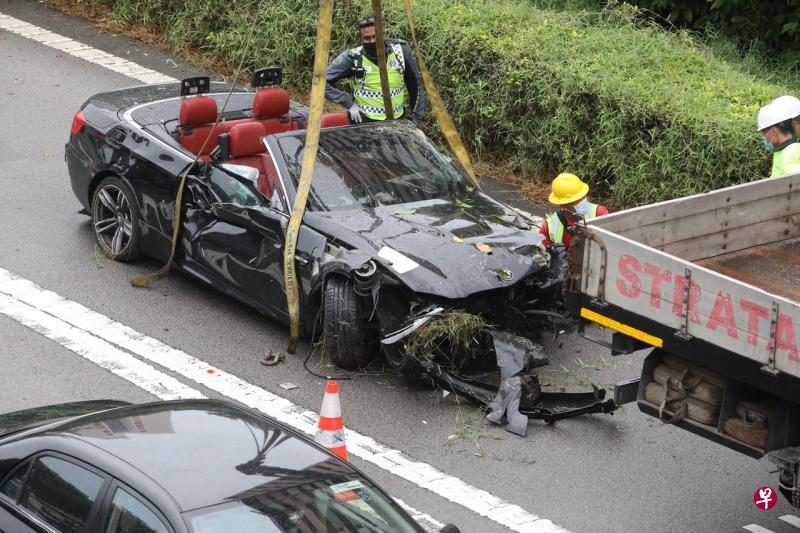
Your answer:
62;0;797;206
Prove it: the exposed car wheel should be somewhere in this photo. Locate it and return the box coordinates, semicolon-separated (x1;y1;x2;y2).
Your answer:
91;176;141;262
323;276;373;370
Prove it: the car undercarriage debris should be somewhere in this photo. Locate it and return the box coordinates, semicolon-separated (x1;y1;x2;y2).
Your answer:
383;307;619;437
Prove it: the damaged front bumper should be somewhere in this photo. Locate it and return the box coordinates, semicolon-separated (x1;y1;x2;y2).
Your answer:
383;309;621;437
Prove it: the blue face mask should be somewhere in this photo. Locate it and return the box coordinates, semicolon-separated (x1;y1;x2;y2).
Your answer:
763;138;775;151
573;198;590;216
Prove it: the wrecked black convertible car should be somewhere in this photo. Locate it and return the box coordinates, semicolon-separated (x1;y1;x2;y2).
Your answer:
66;76;618;435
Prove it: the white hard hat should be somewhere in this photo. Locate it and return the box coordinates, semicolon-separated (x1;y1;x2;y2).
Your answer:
757;102;797;132
771;95;800;119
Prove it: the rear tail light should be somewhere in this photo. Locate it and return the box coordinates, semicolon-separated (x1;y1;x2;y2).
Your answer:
71;110;85;135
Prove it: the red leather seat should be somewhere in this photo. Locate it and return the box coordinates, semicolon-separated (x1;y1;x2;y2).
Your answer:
228;122;272;197
252;87;296;135
178;96;222;160
321;113;350;128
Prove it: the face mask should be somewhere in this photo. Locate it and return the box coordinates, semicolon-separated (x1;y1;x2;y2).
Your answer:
763;138;775;151
572;198;590;216
363;43;377;57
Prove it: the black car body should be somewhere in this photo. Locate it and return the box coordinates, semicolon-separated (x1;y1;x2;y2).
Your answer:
64;77;615;433
66;79;561;352
0;399;424;532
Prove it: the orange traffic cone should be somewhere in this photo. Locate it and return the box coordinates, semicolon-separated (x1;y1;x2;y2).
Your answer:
316;380;347;461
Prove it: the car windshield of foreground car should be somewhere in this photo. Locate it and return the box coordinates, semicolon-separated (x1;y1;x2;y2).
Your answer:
185;477;418;533
278;124;471;211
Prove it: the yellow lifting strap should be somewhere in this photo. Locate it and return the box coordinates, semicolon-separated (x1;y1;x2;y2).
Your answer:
371;0;394;120
284;0;334;353
402;0;481;190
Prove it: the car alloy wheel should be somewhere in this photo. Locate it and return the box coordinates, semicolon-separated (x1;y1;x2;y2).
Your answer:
91;177;140;262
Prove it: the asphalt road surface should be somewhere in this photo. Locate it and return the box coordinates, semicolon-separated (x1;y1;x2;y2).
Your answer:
0;1;797;531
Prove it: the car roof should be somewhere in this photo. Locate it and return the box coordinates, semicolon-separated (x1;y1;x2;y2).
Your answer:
51;399;354;511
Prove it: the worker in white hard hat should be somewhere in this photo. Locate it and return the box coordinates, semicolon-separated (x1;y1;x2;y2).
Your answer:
771;95;800;143
539;173;609;249
757;100;800;178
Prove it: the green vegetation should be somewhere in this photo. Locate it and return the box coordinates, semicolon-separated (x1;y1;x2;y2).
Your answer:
73;0;799;205
405;310;491;368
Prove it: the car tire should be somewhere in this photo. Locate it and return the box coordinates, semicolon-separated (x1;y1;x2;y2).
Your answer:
91;176;141;262
323;276;373;370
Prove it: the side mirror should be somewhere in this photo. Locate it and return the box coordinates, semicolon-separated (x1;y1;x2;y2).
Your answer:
439;526;461;533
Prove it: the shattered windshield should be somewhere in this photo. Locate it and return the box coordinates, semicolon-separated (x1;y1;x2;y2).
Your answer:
277;124;471;211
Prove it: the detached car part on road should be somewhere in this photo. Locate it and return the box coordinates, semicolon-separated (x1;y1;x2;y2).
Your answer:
0;399;429;532
65;75;622;435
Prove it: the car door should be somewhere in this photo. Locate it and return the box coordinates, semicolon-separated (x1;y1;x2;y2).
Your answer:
182;166;290;319
0;453;110;533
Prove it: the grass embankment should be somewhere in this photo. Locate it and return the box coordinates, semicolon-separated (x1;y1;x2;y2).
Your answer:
51;0;797;206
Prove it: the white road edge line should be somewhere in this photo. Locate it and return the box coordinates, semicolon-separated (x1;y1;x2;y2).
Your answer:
395;498;444;532
0;268;566;532
780;515;800;528
0;12;178;84
0;293;204;401
742;525;775;533
0;8;562;531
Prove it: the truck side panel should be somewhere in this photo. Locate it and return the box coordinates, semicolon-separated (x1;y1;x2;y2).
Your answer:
580;226;800;378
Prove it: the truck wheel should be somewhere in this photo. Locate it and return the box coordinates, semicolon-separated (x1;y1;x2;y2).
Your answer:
323;276;372;370
91;176;141;262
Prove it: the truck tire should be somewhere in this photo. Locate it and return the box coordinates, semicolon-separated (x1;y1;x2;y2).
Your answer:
323;276;372;370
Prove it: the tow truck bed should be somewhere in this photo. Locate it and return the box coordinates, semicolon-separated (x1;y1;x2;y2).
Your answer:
698;238;800;303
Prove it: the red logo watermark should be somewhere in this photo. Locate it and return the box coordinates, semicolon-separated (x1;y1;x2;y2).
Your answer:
754;487;778;510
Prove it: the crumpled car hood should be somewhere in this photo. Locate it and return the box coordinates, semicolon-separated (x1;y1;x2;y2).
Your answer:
303;193;546;298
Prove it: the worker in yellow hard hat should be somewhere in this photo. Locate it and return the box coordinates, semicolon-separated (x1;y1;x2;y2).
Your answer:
539;173;609;249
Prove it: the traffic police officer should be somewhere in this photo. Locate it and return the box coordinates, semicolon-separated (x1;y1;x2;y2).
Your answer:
539;173;609;249
325;16;426;125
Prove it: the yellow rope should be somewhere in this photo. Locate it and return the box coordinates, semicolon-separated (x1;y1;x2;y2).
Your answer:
284;0;334;353
371;0;394;120
402;0;481;190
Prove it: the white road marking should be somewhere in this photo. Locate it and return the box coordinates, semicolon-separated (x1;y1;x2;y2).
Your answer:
743;525;775;533
395;498;444;532
780;515;800;528
0;293;204;401
0;9;565;531
0;266;567;532
0;12;177;84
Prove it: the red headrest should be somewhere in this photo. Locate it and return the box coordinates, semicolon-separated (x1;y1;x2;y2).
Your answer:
179;96;217;127
321;113;351;128
253;87;290;119
229;123;266;158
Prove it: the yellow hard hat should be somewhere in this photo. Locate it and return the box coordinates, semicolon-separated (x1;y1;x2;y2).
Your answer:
549;173;589;205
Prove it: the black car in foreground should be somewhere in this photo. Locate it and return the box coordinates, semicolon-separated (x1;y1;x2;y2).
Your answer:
0;399;426;532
